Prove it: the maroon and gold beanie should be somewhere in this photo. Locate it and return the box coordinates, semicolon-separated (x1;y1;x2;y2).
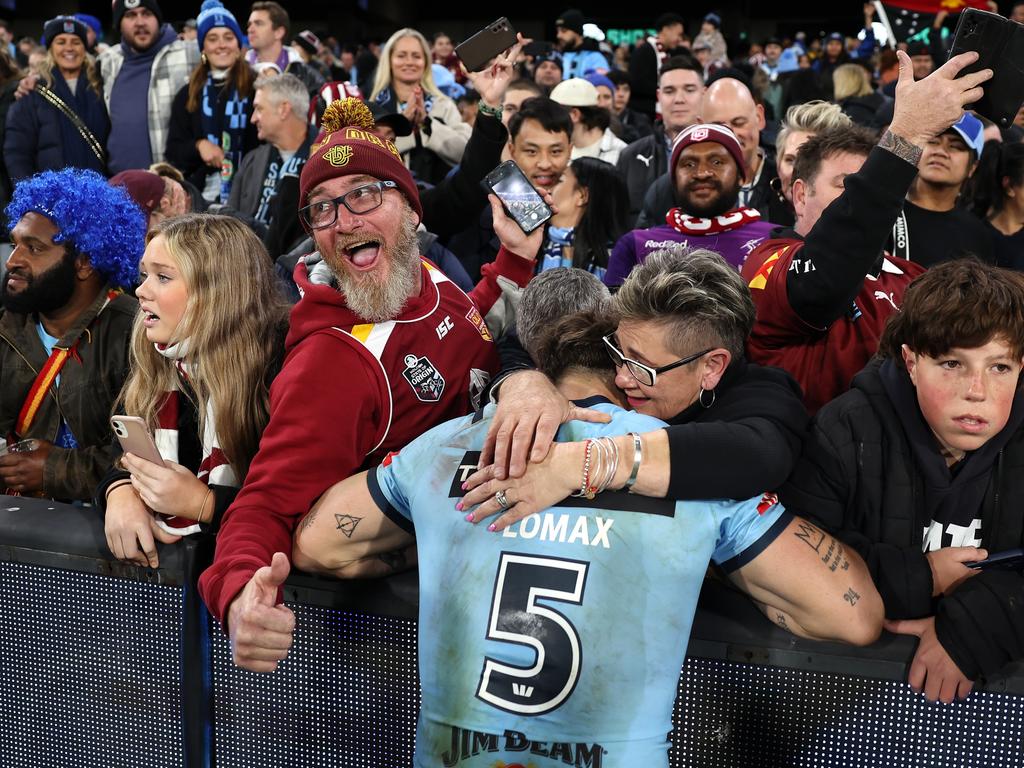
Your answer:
299;99;422;223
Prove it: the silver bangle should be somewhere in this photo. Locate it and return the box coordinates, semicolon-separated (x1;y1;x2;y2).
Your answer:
625;432;642;490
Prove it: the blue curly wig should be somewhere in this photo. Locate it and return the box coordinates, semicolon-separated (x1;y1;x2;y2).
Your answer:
5;169;145;289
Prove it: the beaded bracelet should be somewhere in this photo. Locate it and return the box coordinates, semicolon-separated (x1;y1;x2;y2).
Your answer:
477;100;503;120
571;439;597;499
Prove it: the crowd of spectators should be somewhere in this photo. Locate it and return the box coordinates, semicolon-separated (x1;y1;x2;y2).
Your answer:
3;1;1024;762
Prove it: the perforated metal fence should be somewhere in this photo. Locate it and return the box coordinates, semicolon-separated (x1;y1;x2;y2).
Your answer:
0;561;186;768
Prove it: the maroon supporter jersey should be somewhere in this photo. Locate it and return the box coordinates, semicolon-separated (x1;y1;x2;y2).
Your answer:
744;240;925;413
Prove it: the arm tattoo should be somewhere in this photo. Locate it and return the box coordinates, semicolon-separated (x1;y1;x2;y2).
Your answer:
335;514;362;538
794;521;826;553
795;521;851;572
879;130;923;167
298;505;321;533
844;588;861;606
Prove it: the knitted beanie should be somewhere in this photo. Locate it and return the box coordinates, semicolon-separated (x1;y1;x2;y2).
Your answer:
197;0;244;50
670;123;747;179
112;0;164;32
42;16;89;49
299;99;422;221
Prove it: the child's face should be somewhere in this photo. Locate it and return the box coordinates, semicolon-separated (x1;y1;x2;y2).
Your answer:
136;235;189;346
903;339;1023;464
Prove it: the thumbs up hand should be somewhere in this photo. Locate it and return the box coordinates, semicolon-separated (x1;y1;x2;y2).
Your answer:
227;552;296;672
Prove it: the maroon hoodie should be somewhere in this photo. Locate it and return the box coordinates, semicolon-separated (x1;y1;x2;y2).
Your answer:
200;247;533;624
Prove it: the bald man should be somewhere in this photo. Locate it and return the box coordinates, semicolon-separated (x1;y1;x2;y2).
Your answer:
635;76;781;228
702;77;775;216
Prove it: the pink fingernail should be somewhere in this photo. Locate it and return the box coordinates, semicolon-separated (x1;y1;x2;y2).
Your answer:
488;523;497;532
455;502;463;511
464;513;474;522
461;481;468;490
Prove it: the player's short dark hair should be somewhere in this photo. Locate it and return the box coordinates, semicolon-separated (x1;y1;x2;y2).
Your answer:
660;54;703;82
879;260;1024;366
534;310;616;382
791;125;876;189
508;97;573;142
251;1;289;33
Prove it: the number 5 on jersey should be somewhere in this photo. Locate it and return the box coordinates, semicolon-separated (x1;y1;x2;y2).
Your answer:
477;553;590;715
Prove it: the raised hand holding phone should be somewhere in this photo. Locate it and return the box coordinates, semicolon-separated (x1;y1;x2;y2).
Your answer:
488;175;557;260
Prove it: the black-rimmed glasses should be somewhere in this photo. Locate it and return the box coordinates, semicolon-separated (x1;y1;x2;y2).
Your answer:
299;180;397;230
602;334;713;387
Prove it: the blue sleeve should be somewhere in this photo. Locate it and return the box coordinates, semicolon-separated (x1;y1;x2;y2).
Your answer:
369;415;473;533
711;495;793;573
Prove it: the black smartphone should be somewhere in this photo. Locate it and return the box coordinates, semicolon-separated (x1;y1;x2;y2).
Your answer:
947;8;1024;127
482;160;553;234
967;547;1024;571
455;17;519;72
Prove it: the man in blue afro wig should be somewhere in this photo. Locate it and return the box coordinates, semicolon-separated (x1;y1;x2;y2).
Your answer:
0;168;143;501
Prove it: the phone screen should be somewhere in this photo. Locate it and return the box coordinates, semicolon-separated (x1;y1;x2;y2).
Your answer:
489;164;552;233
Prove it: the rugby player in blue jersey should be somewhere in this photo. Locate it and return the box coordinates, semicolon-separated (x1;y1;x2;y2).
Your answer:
290;255;883;767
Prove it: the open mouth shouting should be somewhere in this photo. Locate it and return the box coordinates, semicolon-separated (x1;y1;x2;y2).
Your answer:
338;237;384;271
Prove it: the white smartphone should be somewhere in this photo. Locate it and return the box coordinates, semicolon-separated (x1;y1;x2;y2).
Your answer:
111;415;166;467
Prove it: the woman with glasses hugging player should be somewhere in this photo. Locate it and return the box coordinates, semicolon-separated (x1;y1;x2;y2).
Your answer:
463;246;808;529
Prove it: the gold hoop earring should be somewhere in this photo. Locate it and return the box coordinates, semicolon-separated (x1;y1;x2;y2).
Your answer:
201;52;208;67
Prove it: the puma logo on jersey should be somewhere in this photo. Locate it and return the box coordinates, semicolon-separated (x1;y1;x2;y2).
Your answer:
636;153;653;167
502;512;614;548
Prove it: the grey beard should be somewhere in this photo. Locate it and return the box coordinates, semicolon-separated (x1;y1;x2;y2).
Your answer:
334;216;421;323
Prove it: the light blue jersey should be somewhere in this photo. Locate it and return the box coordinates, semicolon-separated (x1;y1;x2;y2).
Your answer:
370;398;790;768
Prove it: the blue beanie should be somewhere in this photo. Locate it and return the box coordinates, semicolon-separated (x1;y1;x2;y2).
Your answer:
584;72;615;94
197;0;243;50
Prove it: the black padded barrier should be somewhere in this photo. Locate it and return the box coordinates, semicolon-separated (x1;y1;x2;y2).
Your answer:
3;495;1024;768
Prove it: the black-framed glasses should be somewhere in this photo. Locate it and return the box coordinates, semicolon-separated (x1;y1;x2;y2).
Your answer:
299;180;397;230
602;334;713;387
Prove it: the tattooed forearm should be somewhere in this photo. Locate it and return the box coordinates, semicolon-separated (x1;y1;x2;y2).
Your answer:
844;588;861;606
879;129;923;167
335;514;362;538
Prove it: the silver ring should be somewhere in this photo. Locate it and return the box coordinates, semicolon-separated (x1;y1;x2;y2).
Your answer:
495;489;511;510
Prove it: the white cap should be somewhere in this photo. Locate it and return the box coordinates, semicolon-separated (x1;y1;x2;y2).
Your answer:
550;78;598;108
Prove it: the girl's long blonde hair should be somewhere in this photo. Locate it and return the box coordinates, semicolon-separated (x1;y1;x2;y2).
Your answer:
119;214;289;478
370;28;441;101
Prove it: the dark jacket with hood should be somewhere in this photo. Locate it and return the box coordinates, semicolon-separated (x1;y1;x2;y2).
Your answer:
781;358;1024;681
664;357;809;500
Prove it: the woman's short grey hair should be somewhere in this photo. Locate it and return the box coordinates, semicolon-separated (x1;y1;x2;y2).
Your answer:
516;268;611;363
255;72;310;120
775;100;851;159
613;247;755;358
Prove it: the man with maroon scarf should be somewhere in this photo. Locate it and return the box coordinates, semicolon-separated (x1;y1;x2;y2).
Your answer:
604;123;774;288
